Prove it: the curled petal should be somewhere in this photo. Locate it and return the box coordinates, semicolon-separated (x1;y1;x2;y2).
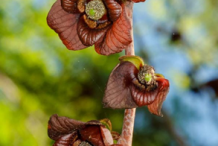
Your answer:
111;131;120;141
147;77;169;117
95;3;132;55
48;114;85;140
77;0;86;13
131;0;146;3
78;17;110;46
104;0;122;21
85;120;103;126
61;0;79;13
53;133;78;146
79;126;105;146
47;0;88;50
130;79;157;106
103;62;138;108
100;126;114;145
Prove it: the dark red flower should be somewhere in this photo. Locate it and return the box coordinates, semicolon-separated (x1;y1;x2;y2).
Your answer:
48;114;122;146
103;56;170;116
47;0;137;55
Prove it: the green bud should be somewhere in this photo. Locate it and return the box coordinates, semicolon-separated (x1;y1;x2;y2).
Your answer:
89;9;95;17
145;73;152;83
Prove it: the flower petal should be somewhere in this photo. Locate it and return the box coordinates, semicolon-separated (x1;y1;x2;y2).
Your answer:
61;0;79;13
100;126;114;145
111;131;120;141
104;0;122;21
130;81;158;106
147;77;169;117
79;126;105;146
47;0;88;50
85;120;102;126
131;0;146;3
95;3;132;55
48;114;85;140
77;17;110;46
103;62;138;108
53;133;78;146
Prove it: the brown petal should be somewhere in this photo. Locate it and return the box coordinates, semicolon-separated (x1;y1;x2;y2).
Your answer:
104;0;122;21
47;0;88;50
130;80;158;106
53;133;78;146
95;3;132;55
48;114;85;140
111;131;120;141
83;15;97;29
61;0;79;13
77;0;86;13
86;120;102;126
100;126;114;145
103;62;138;108
77;17;110;46
79;126;105;146
131;0;146;3
147;77;169;117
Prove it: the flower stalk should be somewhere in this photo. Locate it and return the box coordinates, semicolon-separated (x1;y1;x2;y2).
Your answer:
117;1;135;146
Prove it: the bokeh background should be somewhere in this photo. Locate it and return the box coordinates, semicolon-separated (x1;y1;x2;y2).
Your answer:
0;0;218;145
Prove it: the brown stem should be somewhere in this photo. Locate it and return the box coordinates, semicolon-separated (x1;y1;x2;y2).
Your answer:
117;108;136;146
117;1;135;146
124;1;134;56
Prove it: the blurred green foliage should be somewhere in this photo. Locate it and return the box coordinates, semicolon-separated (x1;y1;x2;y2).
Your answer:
0;1;124;145
0;0;218;146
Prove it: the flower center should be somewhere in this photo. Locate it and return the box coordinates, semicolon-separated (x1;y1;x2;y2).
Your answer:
138;65;158;91
85;0;106;20
144;73;152;84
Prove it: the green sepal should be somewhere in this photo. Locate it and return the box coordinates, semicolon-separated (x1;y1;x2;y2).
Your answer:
100;118;112;131
119;55;144;70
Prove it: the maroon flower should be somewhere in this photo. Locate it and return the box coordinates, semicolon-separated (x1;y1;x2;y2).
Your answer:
48;114;122;146
103;56;170;116
47;0;137;55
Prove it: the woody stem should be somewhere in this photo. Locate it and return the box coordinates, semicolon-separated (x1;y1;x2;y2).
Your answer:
117;1;135;146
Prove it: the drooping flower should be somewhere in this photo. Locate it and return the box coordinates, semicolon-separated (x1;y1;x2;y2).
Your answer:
47;0;139;55
48;114;122;146
103;56;170;116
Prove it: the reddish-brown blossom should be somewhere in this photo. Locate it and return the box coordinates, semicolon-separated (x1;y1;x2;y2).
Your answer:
103;56;170;116
47;0;136;55
48;114;122;146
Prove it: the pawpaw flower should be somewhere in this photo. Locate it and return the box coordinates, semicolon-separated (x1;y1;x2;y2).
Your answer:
103;56;170;116
47;0;139;55
48;114;122;146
